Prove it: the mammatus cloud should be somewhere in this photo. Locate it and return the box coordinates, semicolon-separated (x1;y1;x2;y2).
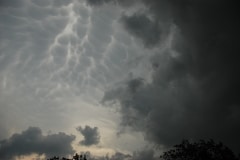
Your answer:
1;0;239;158
97;0;240;153
1;0;151;156
77;125;100;146
0;127;75;159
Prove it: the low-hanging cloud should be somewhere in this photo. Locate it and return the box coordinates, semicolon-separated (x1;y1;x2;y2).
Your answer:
76;125;100;146
100;0;240;154
0;127;76;159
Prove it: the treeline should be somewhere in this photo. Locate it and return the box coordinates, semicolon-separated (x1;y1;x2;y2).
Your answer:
47;153;87;160
160;139;239;160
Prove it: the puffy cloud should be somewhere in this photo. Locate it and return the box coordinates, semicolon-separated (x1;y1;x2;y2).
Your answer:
0;127;76;159
101;0;240;154
77;125;100;146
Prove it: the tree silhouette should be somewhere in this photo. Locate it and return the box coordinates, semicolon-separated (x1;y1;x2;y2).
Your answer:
160;139;239;160
47;153;87;160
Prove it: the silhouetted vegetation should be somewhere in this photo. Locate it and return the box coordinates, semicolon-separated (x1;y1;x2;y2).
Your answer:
47;153;87;160
160;139;239;160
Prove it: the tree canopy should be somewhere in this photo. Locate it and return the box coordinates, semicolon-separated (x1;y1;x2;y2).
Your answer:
160;139;239;160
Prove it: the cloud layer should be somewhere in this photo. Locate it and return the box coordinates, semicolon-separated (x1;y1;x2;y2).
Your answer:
0;127;75;159
1;0;240;158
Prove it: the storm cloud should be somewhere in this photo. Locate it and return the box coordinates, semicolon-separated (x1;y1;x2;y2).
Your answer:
0;127;75;159
1;0;240;158
77;125;100;146
101;0;240;153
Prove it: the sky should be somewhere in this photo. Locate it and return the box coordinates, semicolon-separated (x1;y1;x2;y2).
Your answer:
0;0;240;159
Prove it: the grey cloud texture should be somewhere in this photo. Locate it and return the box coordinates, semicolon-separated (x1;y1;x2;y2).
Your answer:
0;0;23;8
0;127;75;159
77;125;100;146
100;0;240;153
121;13;162;47
31;0;72;7
1;0;240;158
86;0;136;7
86;0;109;6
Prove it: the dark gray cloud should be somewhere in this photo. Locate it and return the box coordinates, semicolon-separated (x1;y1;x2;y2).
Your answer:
52;0;73;7
86;0;110;6
0;127;76;159
31;0;72;7
0;0;24;8
86;0;136;7
76;125;100;146
101;0;240;154
121;13;162;47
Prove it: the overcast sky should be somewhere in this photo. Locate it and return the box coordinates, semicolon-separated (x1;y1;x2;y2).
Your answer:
0;0;240;159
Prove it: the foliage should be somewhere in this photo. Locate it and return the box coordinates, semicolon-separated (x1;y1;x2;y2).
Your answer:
160;139;239;160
